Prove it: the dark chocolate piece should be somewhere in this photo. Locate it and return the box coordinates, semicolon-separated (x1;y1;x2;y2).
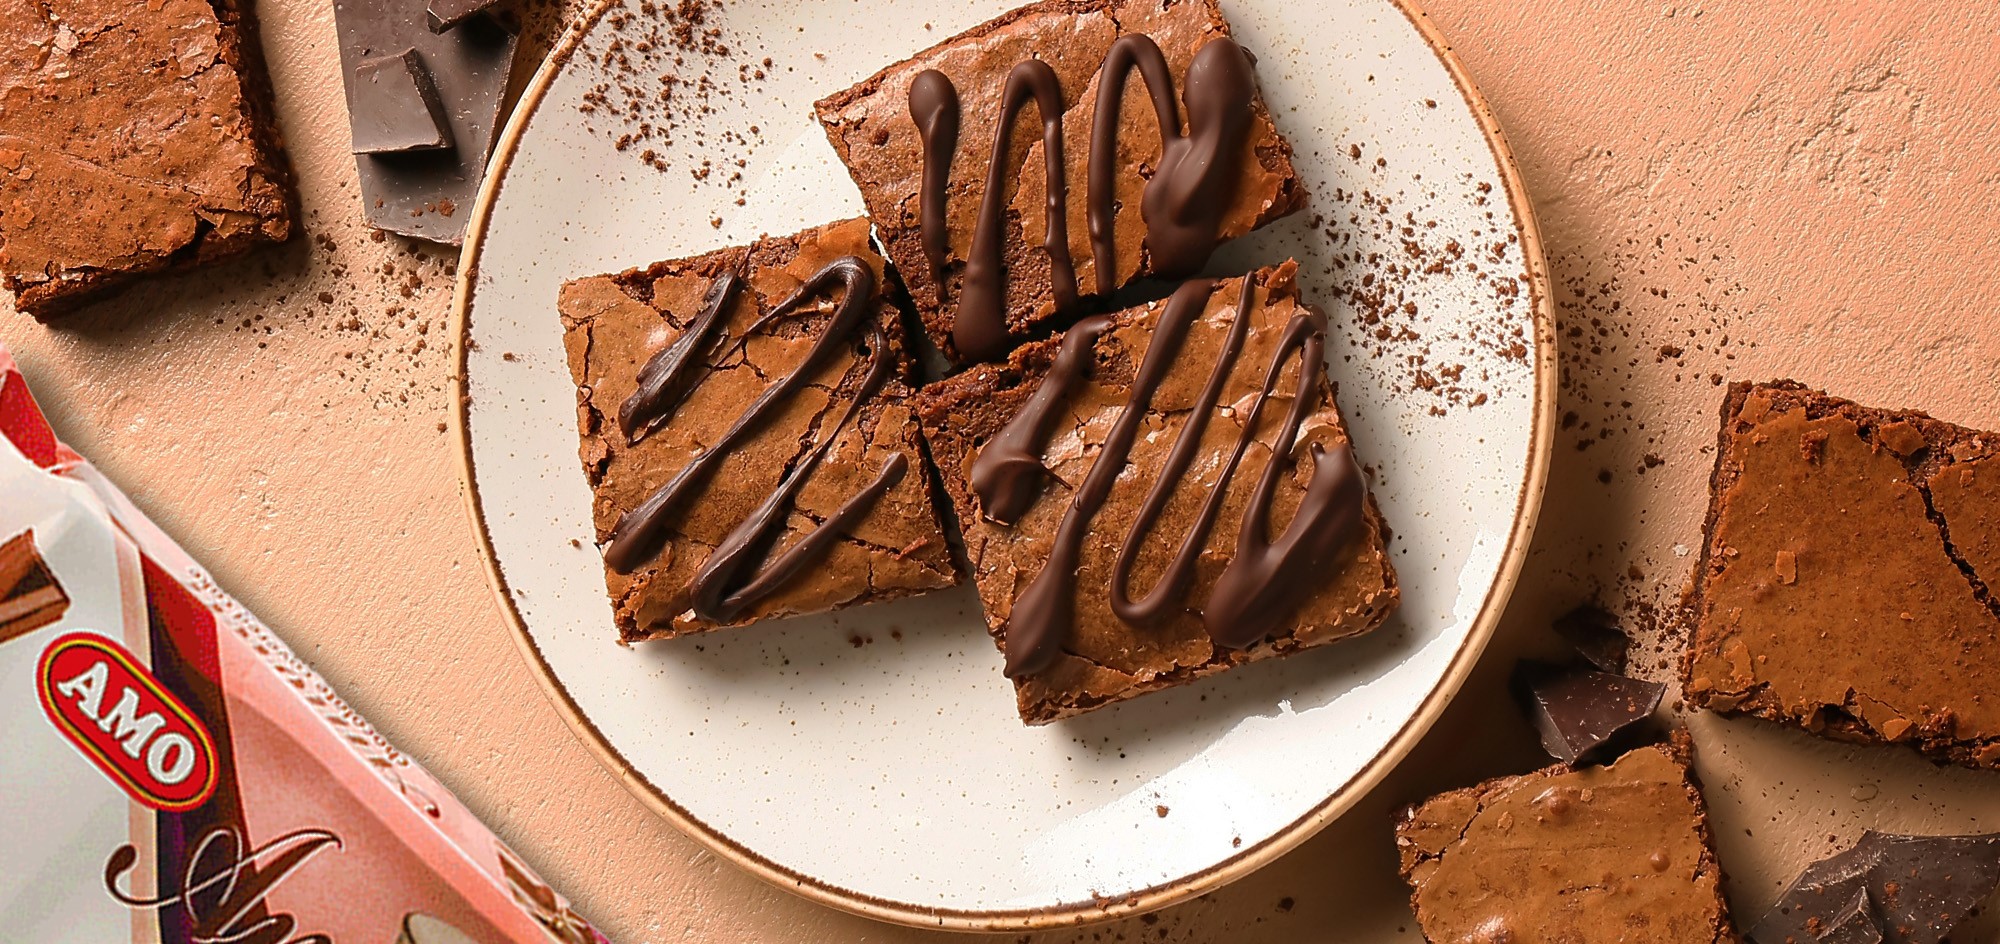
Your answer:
1817;888;1882;944
333;0;518;243
427;0;505;33
1749;831;2000;944
0;529;68;644
350;50;454;154
1514;660;1665;765
1554;603;1630;674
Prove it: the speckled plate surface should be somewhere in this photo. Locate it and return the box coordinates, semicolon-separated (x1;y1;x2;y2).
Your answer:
452;0;1553;929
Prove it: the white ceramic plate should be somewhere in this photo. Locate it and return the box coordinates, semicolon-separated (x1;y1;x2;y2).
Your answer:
453;0;1553;929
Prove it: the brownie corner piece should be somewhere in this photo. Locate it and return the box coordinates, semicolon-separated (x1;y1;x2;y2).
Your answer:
0;0;297;318
814;0;1305;365
916;261;1396;723
1682;380;2000;769
558;218;961;642
1395;735;1736;944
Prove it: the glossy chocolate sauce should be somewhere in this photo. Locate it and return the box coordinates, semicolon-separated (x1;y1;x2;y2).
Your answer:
908;37;1258;362
956;58;1075;363
605;257;906;620
907;69;959;279
971;275;1366;677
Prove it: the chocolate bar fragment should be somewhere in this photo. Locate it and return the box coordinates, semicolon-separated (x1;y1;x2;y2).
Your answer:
427;0;505;33
0;529;68;644
350;50;453;154
1748;831;2000;944
333;0;518;243
0;0;297;318
1554;603;1631;674
1396;736;1738;944
1682;382;2000;769
1513;660;1665;765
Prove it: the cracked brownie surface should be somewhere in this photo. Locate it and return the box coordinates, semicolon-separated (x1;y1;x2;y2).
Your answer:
0;0;296;317
1683;380;2000;769
1395;736;1738;944
559;218;960;642
814;0;1305;364
915;261;1397;722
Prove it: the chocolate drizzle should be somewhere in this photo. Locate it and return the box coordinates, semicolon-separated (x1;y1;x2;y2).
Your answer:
970;315;1112;526
957;59;1075;363
1106;276;1257;627
906;36;1259;362
618;271;742;445
1089;36;1256;290
908;69;959;278
1204;317;1365;648
605;256;907;621
976;274;1366;678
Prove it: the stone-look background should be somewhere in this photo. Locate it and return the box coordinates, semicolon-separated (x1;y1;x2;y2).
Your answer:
7;1;1999;940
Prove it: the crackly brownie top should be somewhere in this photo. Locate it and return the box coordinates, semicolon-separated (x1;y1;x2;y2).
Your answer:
1396;739;1734;944
1684;382;2000;762
816;0;1303;363
917;261;1395;712
560;219;956;639
0;0;292;298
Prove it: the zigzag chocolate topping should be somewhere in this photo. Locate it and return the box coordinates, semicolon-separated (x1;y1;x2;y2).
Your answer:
973;273;1367;678
910;36;1259;362
605;256;906;623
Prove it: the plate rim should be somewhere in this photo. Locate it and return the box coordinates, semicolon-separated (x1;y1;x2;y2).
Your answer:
447;0;1558;930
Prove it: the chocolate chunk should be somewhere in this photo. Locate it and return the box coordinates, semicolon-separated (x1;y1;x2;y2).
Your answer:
1554;603;1631;673
350;50;453;154
1817;887;1883;944
1514;661;1665;765
1749;831;2000;944
427;0;505;33
0;529;68;644
333;0;518;243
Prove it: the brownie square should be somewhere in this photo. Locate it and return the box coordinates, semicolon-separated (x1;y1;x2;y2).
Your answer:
560;218;961;642
1395;736;1738;944
915;261;1397;723
0;0;297;318
1683;381;2000;769
815;0;1306;365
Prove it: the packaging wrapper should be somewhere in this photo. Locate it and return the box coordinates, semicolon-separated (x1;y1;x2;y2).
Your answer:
0;344;606;944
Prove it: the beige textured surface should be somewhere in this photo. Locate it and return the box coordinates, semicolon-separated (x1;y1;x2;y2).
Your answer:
5;1;2000;940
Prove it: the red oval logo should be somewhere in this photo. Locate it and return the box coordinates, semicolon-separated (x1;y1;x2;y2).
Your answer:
37;633;218;812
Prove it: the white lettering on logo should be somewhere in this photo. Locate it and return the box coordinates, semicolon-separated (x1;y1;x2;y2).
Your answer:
54;660;109;718
145;732;197;785
97;686;168;759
